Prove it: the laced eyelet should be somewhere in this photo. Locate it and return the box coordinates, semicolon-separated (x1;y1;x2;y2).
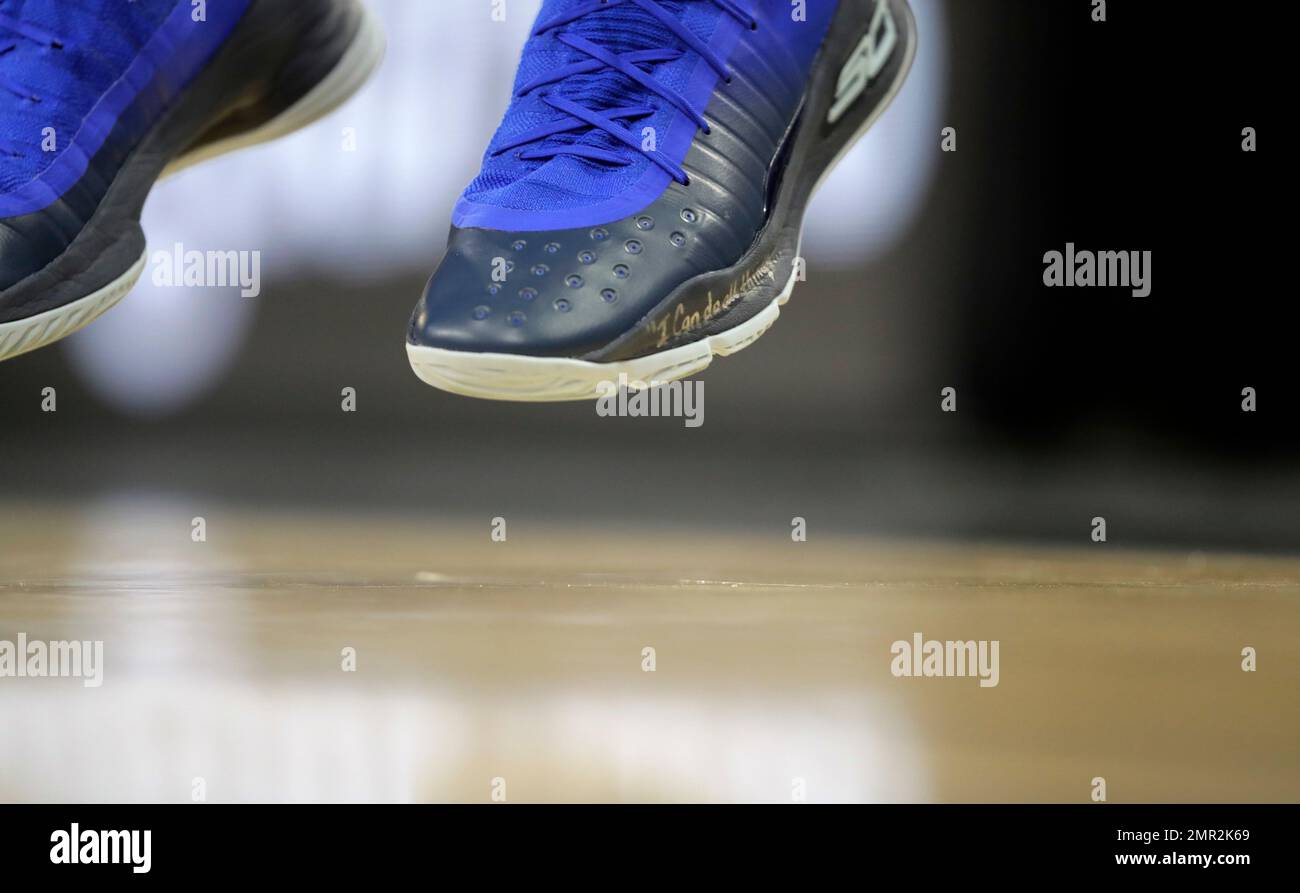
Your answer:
506;0;753;185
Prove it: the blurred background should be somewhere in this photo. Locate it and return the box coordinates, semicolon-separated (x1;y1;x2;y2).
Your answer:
0;0;1295;806
0;0;1292;551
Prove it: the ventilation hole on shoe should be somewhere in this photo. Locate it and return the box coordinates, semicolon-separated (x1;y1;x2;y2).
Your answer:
544;242;561;254
565;274;584;288
472;306;491;321
508;311;527;327
487;284;501;296
670;232;687;247
681;208;698;224
601;289;618;304
578;250;596;265
519;287;538;302
613;264;630;279
625;240;643;255
636;216;655;231
531;264;549;277
511;240;527;251
504;261;516;273
553;298;572;313
590;228;609;242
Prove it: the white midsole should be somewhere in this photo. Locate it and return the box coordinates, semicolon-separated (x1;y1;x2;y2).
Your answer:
408;267;798;402
0;253;148;362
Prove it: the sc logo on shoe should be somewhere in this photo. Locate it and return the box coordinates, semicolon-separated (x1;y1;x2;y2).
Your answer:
828;0;899;125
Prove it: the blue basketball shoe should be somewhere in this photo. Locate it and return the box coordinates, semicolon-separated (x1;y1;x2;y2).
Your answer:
408;0;915;401
0;0;384;362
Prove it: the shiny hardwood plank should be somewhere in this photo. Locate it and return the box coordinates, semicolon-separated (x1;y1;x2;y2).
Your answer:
1;503;1296;802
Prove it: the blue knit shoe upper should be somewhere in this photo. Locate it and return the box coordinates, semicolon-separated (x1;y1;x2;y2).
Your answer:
453;0;834;232
0;0;187;202
413;0;842;360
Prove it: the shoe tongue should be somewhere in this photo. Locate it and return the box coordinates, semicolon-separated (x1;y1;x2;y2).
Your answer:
538;0;690;161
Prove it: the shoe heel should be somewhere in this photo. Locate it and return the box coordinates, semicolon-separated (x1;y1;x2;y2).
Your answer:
164;0;386;178
798;0;917;198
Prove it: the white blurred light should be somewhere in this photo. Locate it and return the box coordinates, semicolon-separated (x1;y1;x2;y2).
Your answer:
0;681;928;802
63;276;256;417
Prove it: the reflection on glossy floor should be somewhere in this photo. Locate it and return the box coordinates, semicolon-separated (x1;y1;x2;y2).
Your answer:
1;500;1297;803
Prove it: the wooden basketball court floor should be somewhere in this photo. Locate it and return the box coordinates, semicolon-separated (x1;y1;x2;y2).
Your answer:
1;501;1296;803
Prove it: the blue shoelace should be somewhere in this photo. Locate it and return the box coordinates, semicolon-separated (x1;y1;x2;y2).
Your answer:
491;0;756;186
0;13;69;157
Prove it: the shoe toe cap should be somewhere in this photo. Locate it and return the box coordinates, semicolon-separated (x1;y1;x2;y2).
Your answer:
408;225;664;359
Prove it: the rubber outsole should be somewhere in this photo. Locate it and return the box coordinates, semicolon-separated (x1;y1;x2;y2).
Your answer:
0;253;148;363
0;1;386;364
407;1;917;403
